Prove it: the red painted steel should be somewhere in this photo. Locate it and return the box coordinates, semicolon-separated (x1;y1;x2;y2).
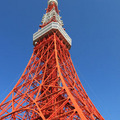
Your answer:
0;1;104;120
46;1;59;14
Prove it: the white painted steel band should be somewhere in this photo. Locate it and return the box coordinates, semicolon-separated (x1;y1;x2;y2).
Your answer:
33;22;72;46
48;0;58;6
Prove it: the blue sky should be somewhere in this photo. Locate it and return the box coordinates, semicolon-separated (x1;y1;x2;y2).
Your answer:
0;0;120;119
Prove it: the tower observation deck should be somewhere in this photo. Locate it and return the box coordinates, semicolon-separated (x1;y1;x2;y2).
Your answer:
0;0;104;120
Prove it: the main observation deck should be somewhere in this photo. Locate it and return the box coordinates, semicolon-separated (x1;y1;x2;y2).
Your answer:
33;22;72;50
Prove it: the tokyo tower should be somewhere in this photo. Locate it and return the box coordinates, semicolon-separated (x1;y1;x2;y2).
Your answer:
0;0;104;119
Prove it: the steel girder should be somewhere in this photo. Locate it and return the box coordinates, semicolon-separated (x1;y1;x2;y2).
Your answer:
0;32;104;120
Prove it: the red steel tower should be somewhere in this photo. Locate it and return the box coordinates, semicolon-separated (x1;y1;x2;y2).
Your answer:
0;0;104;119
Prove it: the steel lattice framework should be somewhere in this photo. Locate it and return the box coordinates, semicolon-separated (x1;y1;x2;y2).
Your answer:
0;0;104;120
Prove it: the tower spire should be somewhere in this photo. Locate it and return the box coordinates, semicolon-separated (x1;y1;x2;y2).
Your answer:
41;0;62;28
47;0;58;13
48;0;58;6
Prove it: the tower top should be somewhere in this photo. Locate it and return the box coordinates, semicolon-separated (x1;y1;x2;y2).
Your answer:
48;0;58;6
33;0;72;49
46;0;59;14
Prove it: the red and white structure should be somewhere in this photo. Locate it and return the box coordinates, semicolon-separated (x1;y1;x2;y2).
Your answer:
0;0;104;119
